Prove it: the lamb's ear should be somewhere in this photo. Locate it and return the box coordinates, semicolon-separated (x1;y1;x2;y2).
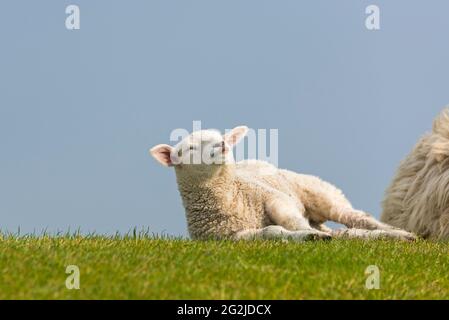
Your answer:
150;144;174;167
224;126;249;146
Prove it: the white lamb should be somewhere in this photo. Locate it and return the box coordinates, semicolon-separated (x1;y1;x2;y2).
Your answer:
150;126;415;241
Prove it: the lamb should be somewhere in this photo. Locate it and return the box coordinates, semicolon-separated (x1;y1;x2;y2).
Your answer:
382;108;449;240
150;126;416;241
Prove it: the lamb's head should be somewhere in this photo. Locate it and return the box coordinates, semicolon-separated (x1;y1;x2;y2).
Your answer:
150;125;248;175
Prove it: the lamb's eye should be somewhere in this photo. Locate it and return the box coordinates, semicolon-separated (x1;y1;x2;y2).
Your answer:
177;149;183;157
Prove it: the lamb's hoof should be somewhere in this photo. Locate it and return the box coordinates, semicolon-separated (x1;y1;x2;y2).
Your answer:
384;229;418;241
303;231;332;241
395;230;417;241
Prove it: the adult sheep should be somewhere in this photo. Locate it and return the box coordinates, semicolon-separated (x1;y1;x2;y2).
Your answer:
382;108;449;240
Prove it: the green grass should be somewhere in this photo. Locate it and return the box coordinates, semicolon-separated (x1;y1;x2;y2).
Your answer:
0;232;448;299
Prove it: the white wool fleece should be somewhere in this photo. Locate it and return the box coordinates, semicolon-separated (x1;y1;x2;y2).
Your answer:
382;107;449;240
151;126;415;242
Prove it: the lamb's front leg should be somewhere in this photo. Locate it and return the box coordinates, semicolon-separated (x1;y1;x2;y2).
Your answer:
234;225;331;241
264;196;313;231
260;195;332;240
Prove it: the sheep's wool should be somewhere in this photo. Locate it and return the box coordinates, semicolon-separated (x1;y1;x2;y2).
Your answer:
382;108;449;239
151;125;415;241
175;159;350;239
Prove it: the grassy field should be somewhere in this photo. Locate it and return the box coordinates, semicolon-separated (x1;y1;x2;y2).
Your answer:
0;233;448;299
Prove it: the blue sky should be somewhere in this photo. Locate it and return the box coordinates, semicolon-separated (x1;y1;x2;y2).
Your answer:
1;1;449;236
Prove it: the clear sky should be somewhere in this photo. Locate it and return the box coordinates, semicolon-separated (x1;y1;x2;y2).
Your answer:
1;1;449;236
